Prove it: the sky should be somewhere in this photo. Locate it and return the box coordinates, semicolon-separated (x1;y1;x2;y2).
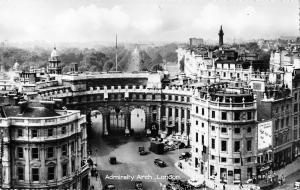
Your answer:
0;0;298;44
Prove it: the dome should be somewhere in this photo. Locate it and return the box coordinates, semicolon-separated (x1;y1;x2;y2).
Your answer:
51;47;59;58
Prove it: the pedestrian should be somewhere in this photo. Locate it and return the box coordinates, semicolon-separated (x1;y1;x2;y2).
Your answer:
95;170;98;181
239;182;243;189
223;183;226;190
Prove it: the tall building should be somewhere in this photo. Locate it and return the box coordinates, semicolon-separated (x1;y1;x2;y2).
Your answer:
0;99;89;189
218;25;224;47
190;81;257;184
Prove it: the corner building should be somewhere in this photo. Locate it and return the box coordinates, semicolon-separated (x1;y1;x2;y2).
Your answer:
190;81;257;184
0;101;89;189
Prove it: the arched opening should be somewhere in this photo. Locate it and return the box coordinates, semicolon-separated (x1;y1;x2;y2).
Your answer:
90;110;103;135
109;108;125;134
130;108;145;135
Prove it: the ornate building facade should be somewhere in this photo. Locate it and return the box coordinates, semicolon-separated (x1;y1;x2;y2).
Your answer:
0;100;88;189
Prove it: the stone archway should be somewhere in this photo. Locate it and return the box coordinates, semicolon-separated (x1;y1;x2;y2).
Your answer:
130;108;146;134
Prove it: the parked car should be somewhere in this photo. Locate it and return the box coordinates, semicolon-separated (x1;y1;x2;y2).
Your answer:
187;179;205;188
135;181;143;190
295;178;300;189
179;152;192;160
109;157;117;165
178;180;193;189
154;158;167;167
103;184;116;190
139;150;147;155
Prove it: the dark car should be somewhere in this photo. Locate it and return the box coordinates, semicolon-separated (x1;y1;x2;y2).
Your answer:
109;157;117;165
179;152;191;160
103;184;116;190
135;181;143;190
154;158;167;167
139;150;147;155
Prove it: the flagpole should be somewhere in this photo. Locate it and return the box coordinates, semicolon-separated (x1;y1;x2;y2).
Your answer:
115;34;118;71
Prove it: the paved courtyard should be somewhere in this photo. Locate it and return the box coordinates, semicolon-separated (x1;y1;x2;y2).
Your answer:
89;118;192;190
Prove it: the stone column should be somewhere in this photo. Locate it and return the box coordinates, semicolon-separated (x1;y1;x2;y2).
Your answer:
184;108;188;134
103;113;109;136
124;112;130;136
145;106;151;135
172;107;176;134
157;105;161;132
165;106;169;127
178;107;182;134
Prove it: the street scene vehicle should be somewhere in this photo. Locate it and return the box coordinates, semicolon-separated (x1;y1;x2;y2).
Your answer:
109;157;117;165
187;178;205;188
179;152;191;160
103;184;116;190
135;181;143;190
154;158;167;167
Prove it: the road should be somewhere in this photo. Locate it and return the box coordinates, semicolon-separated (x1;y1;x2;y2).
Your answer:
89;118;192;190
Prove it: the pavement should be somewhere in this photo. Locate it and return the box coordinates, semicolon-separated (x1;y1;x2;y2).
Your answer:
273;169;300;190
175;159;258;190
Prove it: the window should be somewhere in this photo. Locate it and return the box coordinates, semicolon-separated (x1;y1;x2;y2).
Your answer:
196;106;198;113
221;112;227;120
48;129;53;137
17;167;24;180
62;144;68;156
212;111;215;118
47;147;54;158
32;168;39;181
196;133;198;142
234;112;240;121
72;159;75;172
286;117;289;126
295;93;298;101
247;127;252;133
71;141;75;152
247;157;251;162
61;127;66;134
196;120;198;125
201;135;204;145
234;158;240;163
62;163;68;177
247;112;252;120
211;155;215;160
234;128;240;134
202;108;204;115
187;97;190;102
275;120;279;130
17;147;23;159
294;103;298;113
234;141;240;152
211;138;215;149
247;140;252;151
202;123;204;128
221;140;227;152
32;148;39;159
211;126;215;131
17;129;23;137
221;127;227;133
32;129;38;138
221;157;227;163
71;124;74;132
48;166;55;180
294;117;298;126
196;148;198;153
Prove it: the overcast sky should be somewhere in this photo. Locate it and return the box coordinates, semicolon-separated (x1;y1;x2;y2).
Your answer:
0;0;298;43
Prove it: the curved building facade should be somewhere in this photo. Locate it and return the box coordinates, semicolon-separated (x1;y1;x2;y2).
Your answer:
190;82;257;184
0;101;88;189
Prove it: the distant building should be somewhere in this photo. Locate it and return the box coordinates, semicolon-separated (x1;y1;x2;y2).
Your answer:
189;38;204;48
47;47;62;75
